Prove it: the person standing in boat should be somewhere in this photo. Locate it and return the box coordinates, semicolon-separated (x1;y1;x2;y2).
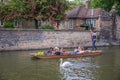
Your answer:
90;29;97;50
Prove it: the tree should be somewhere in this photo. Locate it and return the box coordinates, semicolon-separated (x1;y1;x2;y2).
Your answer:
91;0;120;15
68;0;85;10
0;0;69;29
48;0;69;28
38;0;69;29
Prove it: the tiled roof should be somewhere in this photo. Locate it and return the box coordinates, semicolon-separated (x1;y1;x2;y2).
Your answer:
67;6;88;18
86;8;102;18
67;6;108;19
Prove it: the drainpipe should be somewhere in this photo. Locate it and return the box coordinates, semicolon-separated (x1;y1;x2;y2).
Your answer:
112;12;117;40
90;8;93;30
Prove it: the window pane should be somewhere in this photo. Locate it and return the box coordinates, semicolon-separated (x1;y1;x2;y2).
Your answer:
62;21;65;29
69;20;73;29
14;21;18;26
0;20;3;26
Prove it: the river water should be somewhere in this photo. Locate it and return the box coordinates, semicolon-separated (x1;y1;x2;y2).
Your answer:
0;47;120;80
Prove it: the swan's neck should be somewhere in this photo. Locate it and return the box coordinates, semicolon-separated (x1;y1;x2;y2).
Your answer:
60;58;63;66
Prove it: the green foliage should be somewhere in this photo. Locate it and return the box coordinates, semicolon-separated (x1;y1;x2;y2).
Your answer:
91;0;120;15
3;21;14;28
116;3;120;15
80;23;91;30
41;25;54;30
91;0;114;11
68;0;85;10
0;0;69;29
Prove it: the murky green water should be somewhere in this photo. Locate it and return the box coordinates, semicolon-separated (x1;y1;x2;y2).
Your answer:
0;47;120;80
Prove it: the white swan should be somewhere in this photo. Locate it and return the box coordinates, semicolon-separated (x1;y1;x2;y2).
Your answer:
60;58;73;68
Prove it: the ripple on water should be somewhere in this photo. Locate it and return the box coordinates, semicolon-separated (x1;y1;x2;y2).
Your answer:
60;57;100;80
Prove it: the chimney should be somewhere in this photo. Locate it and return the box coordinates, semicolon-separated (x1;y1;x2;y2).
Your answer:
86;0;90;9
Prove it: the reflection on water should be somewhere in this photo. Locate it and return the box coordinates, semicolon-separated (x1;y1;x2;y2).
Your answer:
60;57;99;80
0;47;120;80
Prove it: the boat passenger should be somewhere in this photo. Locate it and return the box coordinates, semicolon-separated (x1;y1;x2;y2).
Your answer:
78;46;85;54
47;47;54;55
62;50;67;55
54;47;62;55
70;47;79;54
60;48;67;55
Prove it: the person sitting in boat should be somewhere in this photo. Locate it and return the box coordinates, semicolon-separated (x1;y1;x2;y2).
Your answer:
70;47;79;54
54;47;62;55
60;48;67;55
71;46;85;54
47;47;54;55
79;47;93;54
78;46;85;54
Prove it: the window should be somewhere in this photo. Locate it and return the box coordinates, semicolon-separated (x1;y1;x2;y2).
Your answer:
0;20;3;26
92;19;96;27
14;21;19;27
69;19;73;29
86;19;96;28
62;21;66;29
86;19;91;26
38;20;41;27
0;0;3;2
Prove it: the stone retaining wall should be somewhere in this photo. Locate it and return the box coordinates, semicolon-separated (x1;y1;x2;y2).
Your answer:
0;29;112;51
0;30;94;51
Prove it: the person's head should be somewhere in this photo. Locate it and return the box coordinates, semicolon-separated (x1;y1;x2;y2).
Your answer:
77;46;79;49
93;30;96;33
78;46;84;50
54;47;59;51
78;46;82;50
92;28;96;32
50;47;54;51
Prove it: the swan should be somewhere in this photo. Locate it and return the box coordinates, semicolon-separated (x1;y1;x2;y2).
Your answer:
60;58;73;68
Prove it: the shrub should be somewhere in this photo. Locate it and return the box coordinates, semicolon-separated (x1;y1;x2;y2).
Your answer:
80;23;93;30
41;25;54;30
4;21;14;28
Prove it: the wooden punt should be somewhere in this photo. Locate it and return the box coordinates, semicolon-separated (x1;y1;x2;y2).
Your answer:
30;50;102;59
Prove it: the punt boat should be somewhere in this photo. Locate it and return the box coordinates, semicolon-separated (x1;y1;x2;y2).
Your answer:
30;50;102;59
